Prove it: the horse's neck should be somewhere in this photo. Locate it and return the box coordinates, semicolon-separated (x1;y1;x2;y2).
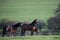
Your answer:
13;24;19;29
29;21;36;26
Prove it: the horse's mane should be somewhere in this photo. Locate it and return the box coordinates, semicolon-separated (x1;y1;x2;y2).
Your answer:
29;19;37;26
12;22;21;29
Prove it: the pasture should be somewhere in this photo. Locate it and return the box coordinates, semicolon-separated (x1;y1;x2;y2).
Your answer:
0;0;59;22
0;35;60;40
0;0;60;40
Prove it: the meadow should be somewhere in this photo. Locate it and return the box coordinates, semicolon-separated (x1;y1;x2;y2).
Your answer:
0;0;59;22
0;0;60;40
0;35;60;40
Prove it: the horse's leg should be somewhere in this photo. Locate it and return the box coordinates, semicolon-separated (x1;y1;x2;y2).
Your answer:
9;27;13;36
13;31;16;36
23;30;25;36
31;30;34;36
10;29;16;36
6;31;9;37
11;32;14;37
11;31;16;36
9;31;12;36
35;29;39;36
1;30;4;37
7;31;10;37
20;30;24;36
1;29;6;37
20;29;25;36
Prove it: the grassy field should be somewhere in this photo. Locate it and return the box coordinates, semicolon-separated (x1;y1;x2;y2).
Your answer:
0;35;60;40
0;0;60;22
0;0;60;40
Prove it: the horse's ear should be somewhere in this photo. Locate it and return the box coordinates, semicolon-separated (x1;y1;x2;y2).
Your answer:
35;19;37;21
34;19;37;22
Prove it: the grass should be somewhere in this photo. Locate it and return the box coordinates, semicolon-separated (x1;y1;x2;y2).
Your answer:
0;0;59;22
0;35;60;40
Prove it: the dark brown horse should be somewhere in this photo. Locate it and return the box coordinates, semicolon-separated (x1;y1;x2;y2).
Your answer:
2;19;39;36
20;19;39;36
2;23;22;37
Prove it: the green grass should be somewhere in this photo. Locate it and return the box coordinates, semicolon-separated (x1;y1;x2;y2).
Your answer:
0;0;60;22
0;35;60;40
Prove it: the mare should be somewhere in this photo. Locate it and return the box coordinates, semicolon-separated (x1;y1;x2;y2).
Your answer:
20;19;39;36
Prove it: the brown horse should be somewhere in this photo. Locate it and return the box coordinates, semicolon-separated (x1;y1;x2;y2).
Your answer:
20;19;39;36
2;23;22;37
2;19;39;36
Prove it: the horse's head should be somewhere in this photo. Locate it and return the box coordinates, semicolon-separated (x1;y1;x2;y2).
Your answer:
13;22;22;28
35;19;38;23
30;19;38;26
16;22;22;27
33;19;39;24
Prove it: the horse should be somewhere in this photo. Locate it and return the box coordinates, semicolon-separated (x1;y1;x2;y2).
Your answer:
1;22;22;37
20;19;39;36
1;19;39;36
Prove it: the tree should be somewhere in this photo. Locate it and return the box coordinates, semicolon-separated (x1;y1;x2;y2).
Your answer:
54;3;60;16
47;3;60;34
36;20;47;31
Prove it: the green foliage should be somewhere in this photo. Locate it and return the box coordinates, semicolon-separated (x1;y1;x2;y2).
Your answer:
47;3;60;31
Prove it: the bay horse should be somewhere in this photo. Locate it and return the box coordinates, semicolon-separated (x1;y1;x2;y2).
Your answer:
2;22;22;37
20;19;39;36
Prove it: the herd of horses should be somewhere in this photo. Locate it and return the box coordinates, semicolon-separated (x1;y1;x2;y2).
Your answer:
1;19;40;37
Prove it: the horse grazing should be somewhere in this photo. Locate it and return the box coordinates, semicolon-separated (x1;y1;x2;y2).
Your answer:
2;22;21;37
20;19;39;36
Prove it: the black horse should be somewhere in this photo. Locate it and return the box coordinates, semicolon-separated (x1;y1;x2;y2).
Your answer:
2;22;22;37
20;19;39;36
